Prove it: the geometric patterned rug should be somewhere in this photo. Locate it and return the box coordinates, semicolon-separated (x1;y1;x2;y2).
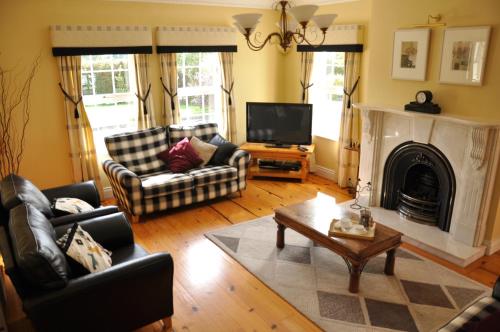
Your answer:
205;216;491;332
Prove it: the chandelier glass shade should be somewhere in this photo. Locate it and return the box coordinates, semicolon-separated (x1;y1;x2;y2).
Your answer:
233;1;337;51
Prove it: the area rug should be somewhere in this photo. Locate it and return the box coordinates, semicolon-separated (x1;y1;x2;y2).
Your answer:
205;216;491;332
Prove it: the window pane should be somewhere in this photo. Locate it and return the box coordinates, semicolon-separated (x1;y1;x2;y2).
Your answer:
82;73;93;95
82;56;91;72
200;67;214;86
114;71;130;93
113;56;128;70
177;71;184;88
92;55;112;70
204;94;215;112
94;72;113;94
186;68;199;87
185;53;200;66
188;95;202;114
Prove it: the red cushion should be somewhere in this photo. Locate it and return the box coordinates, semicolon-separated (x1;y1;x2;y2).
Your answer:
157;137;203;172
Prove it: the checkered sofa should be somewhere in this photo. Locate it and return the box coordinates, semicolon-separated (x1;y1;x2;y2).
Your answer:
102;123;250;220
439;277;500;331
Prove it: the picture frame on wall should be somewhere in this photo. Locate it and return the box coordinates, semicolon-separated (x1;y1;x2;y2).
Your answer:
439;26;491;86
392;28;430;81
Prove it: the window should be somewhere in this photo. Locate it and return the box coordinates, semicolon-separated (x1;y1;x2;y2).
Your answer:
309;52;345;141
81;54;138;162
176;53;222;126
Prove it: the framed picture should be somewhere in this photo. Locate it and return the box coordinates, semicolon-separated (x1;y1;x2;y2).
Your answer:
392;28;430;81
439;26;491;86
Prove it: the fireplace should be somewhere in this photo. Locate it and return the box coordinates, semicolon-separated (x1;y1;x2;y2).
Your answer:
380;142;456;232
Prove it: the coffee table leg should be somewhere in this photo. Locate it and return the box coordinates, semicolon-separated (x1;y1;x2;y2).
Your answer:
276;223;286;249
348;262;362;293
385;248;396;275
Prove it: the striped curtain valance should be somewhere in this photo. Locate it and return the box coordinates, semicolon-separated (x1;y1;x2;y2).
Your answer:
51;25;153;56
297;24;364;53
157;26;237;53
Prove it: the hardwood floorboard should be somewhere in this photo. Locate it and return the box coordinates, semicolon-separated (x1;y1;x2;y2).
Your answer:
3;175;499;332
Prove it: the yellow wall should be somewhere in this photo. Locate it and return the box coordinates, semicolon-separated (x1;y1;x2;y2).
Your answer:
282;0;373;173
0;0;282;189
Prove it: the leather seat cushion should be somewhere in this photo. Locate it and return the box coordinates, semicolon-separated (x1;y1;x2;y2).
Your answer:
187;165;238;187
111;244;149;266
8;204;69;290
1;174;54;218
140;172;194;198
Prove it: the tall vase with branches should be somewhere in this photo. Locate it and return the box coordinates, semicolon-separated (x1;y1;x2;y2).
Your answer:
0;56;39;179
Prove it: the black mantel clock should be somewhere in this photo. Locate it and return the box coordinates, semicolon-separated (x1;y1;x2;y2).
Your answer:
405;90;441;114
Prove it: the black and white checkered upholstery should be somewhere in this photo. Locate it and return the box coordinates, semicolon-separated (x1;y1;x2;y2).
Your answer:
140;172;194;198
188;166;238;187
439;297;500;331
102;124;251;218
105;127;168;175
167;123;219;145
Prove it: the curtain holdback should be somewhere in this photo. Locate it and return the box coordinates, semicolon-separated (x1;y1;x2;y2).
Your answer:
58;83;82;119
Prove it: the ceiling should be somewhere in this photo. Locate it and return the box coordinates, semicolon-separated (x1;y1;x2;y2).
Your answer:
110;0;357;9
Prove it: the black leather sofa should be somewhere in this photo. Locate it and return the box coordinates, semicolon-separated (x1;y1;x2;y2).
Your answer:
3;204;174;332
0;174;119;227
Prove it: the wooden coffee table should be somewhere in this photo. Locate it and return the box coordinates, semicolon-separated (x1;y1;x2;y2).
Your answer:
274;197;402;293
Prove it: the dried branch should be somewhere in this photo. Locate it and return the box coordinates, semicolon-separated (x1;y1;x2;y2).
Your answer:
0;55;40;179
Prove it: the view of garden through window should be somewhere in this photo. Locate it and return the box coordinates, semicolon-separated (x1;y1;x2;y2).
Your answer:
176;53;222;126
310;52;345;141
81;54;138;161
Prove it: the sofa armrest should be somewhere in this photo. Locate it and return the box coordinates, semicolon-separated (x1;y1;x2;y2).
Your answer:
42;181;101;208
54;212;133;250
228;149;251;190
493;277;500;300
50;205;120;227
23;252;174;332
102;160;143;215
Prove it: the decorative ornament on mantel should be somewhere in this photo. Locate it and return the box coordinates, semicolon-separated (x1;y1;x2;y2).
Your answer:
233;1;337;52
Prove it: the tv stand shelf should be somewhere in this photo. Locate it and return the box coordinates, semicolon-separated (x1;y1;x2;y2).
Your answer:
240;143;315;182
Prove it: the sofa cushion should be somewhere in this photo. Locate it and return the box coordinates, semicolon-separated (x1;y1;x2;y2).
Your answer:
105;127;168;175
140;172;194;198
1;174;54;218
167;123;219;146
9;204;69;290
190;136;217;166
158;137;203;173
188;166;238;187
208;134;238;165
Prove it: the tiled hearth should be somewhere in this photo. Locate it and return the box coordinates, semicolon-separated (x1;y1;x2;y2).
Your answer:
352;104;500;267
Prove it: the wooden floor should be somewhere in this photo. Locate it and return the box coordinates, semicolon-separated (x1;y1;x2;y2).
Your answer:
4;175;500;331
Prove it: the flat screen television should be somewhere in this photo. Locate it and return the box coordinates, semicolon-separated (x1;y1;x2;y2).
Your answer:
246;102;313;146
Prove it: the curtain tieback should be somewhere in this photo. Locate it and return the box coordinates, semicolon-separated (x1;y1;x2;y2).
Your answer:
300;80;314;103
160;77;178;111
58;83;82;119
135;83;152;115
220;81;234;106
343;76;360;109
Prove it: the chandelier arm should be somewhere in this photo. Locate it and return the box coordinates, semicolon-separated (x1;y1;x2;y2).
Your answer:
292;32;305;44
300;29;327;47
246;32;284;51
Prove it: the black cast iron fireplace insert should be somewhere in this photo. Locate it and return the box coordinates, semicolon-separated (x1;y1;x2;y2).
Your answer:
380;141;456;232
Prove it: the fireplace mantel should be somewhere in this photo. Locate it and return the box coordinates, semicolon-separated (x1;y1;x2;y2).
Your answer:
354;103;500;128
352;103;500;266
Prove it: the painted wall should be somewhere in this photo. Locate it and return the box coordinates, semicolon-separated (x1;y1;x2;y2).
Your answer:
0;0;283;189
282;0;373;176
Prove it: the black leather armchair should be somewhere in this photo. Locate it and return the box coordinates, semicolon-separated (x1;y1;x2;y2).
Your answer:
0;174;119;227
3;204;174;332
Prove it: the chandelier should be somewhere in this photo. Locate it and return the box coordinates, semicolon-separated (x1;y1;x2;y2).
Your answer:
233;1;337;52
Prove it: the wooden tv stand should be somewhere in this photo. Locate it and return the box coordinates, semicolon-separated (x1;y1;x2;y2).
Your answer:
239;143;315;182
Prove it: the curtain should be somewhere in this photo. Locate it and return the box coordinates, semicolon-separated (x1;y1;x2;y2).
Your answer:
134;54;156;129
338;52;362;188
57;56;103;196
219;52;237;142
159;53;180;125
300;52;317;172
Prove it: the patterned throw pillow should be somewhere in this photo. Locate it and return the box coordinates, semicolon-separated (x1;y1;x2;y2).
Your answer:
157;137;203;173
57;223;112;273
52;197;94;216
190;136;218;166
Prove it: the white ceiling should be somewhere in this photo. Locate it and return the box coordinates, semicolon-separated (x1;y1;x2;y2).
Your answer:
110;0;357;9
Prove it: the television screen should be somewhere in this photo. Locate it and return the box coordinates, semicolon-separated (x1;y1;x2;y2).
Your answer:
246;102;313;146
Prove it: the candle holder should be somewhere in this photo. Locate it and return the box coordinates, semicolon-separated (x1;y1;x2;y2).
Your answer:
350;179;372;210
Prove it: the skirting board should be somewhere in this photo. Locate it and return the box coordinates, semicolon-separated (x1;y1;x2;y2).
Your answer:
103;186;114;200
484;238;500;255
313;165;337;182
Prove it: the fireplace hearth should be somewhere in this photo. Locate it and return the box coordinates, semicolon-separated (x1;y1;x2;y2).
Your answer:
381;142;455;232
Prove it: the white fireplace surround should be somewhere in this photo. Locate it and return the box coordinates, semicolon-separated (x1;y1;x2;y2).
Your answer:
350;104;500;267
